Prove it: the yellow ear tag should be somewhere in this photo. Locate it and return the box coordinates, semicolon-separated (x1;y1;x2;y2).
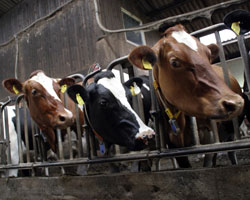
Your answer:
61;84;67;94
142;58;152;70
13;85;19;94
231;21;240;35
130;86;136;96
76;93;85;105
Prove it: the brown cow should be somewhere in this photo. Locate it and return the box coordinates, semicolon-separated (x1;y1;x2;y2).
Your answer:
129;24;244;167
2;70;81;152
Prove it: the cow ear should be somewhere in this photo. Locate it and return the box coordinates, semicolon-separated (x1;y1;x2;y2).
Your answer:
67;85;89;106
207;43;219;62
124;77;143;89
58;78;76;94
129;46;157;70
2;79;23;95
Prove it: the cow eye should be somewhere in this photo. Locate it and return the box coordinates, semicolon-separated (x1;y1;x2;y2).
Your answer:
170;58;180;68
99;99;108;107
32;89;37;95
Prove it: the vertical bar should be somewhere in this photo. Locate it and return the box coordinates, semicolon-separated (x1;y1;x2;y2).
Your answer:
118;65;125;84
3;108;11;164
238;35;250;90
23;103;30;163
15;100;23;163
75;104;83;157
149;70;160;151
211;120;220;143
215;30;240;141
64;93;73;160
0;106;5;165
214;30;231;86
190;116;200;146
56;129;64;160
31;119;38;162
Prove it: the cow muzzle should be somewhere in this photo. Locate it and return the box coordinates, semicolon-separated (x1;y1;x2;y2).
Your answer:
55;109;74;129
215;94;244;120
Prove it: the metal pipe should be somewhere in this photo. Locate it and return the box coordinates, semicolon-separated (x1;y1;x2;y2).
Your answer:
15;95;24;163
211;120;220;143
23;103;30;163
31;119;38;162
1;139;250;169
3;107;11;164
237;35;250;90
190;116;200;146
93;0;245;34
56;129;64;160
75;103;83;158
107;56;129;71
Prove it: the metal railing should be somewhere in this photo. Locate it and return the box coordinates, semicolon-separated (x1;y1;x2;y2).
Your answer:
0;23;250;177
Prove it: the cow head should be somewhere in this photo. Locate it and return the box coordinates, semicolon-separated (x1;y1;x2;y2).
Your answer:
67;71;154;150
3;70;75;150
129;24;244;120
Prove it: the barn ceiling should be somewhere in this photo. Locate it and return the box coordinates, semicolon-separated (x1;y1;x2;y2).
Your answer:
0;0;23;17
133;0;250;61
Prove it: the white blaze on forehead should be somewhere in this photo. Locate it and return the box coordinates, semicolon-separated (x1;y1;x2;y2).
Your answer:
30;72;61;101
171;30;198;52
97;77;152;134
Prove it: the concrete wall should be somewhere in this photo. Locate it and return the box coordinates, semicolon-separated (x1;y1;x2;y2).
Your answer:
1;164;250;200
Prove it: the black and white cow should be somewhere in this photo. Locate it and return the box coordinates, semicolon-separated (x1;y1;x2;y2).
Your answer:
67;70;154;151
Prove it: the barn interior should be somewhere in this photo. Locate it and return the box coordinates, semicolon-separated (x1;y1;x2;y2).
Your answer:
0;1;250;199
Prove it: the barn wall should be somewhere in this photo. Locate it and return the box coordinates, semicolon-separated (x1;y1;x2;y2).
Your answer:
0;0;161;100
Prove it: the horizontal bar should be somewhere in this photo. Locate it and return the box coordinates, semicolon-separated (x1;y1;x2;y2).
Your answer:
1;139;250;170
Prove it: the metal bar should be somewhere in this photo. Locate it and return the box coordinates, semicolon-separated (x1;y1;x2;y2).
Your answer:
15;95;24;163
1;139;250;169
190;116;200;146
31;119;38;162
56;129;64;160
23;103;30;163
149;70;160;151
211;120;220;143
63;92;73;160
75;104;83;158
3;107;11;164
215;30;231;86
237;35;250;90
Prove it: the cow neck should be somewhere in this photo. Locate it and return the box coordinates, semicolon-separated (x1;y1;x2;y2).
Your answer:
153;77;181;120
83;104;103;141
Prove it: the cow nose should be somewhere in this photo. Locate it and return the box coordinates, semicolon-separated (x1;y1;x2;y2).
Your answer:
59;115;66;122
57;110;73;127
221;99;237;113
219;95;244;117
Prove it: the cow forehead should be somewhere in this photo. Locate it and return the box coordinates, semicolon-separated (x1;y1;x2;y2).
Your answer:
29;72;61;101
97;76;127;102
171;30;198;52
97;76;150;133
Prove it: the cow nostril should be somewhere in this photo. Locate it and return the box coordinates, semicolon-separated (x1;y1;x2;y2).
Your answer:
222;100;236;113
59;115;66;122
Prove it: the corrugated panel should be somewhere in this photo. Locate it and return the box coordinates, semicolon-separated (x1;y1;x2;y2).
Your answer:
0;0;23;17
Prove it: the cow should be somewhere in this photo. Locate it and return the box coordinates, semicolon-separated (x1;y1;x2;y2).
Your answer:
2;70;83;153
1;104;49;177
128;24;244;167
67;70;155;151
